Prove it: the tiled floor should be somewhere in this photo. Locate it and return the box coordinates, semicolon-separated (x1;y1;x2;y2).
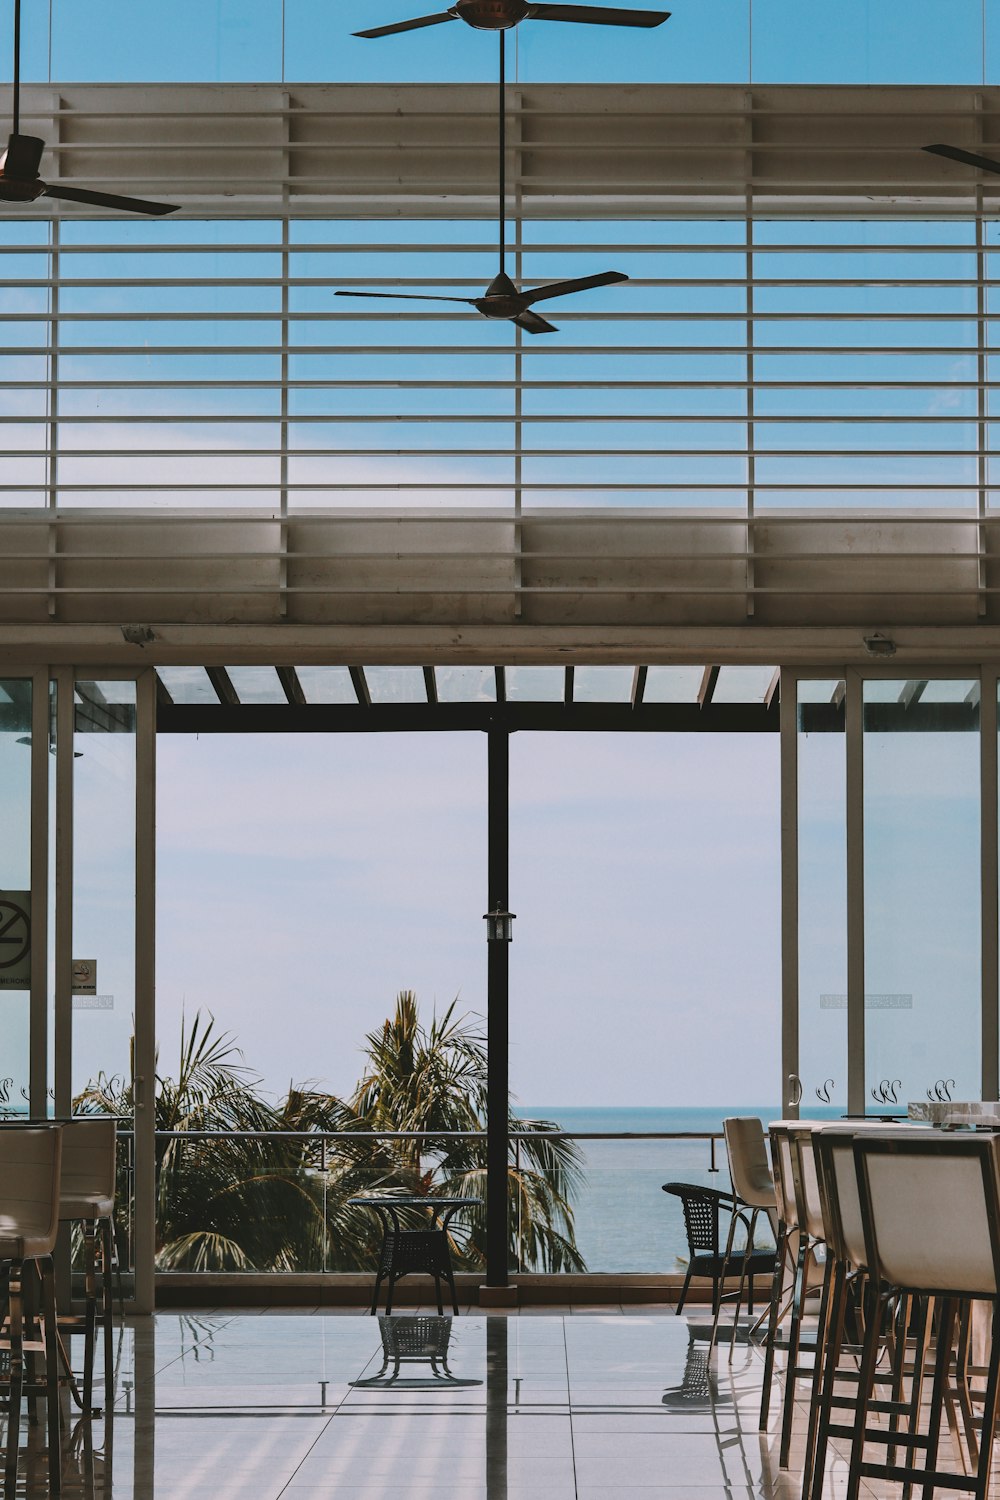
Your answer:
0;1305;980;1499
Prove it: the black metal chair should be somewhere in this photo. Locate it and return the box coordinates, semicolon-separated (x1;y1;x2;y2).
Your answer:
662;1181;775;1316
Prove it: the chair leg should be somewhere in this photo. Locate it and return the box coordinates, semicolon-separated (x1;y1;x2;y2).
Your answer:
675;1264;693;1316
81;1220;97;1418
759;1221;788;1431
808;1258;850;1500
384;1272;397;1316
100;1217;115;1410
846;1275;886;1500
39;1257;60;1495
919;1295;957;1500
801;1250;835;1499
370;1271;383;1316
972;1299;1000;1500
710;1206;740;1352
4;1260;25;1500
728;1209;758;1362
779;1235;811;1468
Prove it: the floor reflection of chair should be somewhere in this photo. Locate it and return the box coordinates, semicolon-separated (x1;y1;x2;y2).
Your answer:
350;1316;483;1390
662;1324;758;1494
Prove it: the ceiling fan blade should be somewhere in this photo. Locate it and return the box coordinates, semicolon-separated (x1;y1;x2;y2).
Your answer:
527;2;669;24
514;310;559;335
354;11;457;37
1;133;44;181
43;184;180;215
334;289;475;303
923;143;1000;176
521;270;629;306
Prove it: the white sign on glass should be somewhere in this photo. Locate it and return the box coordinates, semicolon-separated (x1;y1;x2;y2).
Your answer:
72;959;98;996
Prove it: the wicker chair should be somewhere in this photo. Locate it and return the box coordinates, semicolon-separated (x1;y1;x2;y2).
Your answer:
661;1181;775;1316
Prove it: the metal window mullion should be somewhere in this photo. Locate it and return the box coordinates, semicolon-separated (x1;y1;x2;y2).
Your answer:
981;670;999;1100
780;667;799;1117
846;668;865;1116
746;187;755;619
513;99;523;601
280;209;290;617
133;667;156;1315
53;667;73;1120
28;666;50;1118
47;220;59;618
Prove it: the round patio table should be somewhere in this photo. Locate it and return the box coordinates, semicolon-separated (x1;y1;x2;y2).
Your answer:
348;1196;481;1316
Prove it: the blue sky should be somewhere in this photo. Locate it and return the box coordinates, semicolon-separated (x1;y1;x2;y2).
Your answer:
145;729;782;1107
2;0;996;85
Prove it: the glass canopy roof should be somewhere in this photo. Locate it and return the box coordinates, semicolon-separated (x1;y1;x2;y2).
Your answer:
154;663;780;709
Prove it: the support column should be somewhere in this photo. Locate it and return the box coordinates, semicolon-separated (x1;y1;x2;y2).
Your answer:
133;668;157;1315
779;670;800;1117
846;670;865;1116
482;729;515;1303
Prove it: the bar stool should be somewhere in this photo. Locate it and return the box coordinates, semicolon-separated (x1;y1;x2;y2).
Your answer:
710;1117;779;1354
0;1124;63;1498
760;1121;828;1467
57;1119;117;1418
805;1123;930;1500
848;1129;1000;1500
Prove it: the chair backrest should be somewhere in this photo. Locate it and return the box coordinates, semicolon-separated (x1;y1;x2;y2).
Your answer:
813;1125;868;1268
661;1182;720;1255
812;1120;904;1268
854;1130;1000;1296
60;1117;117;1205
786;1122;826;1241
723;1117;775;1212
0;1124;63;1255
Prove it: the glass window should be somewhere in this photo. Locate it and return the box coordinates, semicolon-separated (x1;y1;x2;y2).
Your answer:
643;667;705;703
0;678;32;1116
505;667;565;703
435;666;496;703
863;678;981;1109
296;667;358;705
797;679;847;1114
572;666;633;703
156;668;219;706
364;666;427;704
713;666;778;704
225;667;286;705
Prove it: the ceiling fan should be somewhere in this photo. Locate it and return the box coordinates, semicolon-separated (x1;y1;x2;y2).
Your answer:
354;0;669;40
0;0;179;214
923;143;1000;176
335;31;631;332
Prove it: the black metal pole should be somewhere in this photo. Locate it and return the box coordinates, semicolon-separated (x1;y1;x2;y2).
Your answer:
498;31;506;275
486;729;510;1288
12;0;20;135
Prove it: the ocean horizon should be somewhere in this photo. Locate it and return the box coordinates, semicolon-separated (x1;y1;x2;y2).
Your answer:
514;1104;783;1273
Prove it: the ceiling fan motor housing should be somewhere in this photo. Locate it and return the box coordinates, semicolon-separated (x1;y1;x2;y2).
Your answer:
2;133;45;182
456;0;530;29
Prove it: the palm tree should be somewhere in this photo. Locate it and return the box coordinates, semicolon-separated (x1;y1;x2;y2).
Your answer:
347;991;586;1273
76;1014;379;1272
76;996;585;1274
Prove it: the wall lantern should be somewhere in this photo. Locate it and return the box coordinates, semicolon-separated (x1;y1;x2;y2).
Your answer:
483;904;516;943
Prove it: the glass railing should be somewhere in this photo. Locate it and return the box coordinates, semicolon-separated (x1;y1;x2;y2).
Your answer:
125;1128;769;1277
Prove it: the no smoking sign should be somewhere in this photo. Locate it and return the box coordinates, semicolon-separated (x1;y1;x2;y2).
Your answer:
0;891;31;989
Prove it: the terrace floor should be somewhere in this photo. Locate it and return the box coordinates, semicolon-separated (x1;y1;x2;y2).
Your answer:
8;1304;983;1499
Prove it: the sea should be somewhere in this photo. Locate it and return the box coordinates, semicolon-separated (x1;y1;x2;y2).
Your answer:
514;1105;781;1274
